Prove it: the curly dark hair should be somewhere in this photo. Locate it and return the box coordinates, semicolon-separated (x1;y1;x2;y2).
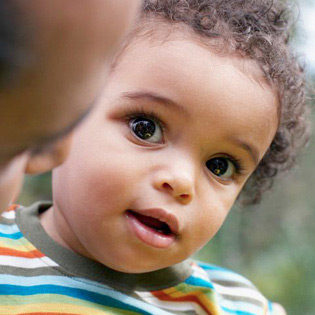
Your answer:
136;0;309;204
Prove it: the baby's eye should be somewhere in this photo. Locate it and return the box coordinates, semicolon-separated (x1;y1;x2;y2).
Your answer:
206;157;236;180
129;117;163;143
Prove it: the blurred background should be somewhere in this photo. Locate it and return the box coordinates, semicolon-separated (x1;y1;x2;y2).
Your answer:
17;1;314;314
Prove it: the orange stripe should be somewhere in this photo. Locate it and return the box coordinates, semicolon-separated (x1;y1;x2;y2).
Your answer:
0;247;44;258
19;313;78;315
6;204;19;211
152;290;214;315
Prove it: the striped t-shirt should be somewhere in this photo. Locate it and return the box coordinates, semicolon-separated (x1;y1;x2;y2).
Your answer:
0;202;284;315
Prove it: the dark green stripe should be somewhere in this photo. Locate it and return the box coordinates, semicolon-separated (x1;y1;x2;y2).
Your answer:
0;217;15;225
0;265;65;277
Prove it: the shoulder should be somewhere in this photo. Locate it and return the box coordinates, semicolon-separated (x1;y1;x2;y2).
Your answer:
191;260;286;315
0;204;20;229
0;203;44;255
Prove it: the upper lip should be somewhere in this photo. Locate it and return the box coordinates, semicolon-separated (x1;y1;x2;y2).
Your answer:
128;208;179;235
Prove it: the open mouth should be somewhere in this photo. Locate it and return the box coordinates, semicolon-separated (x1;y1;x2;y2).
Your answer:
125;209;178;249
126;210;173;236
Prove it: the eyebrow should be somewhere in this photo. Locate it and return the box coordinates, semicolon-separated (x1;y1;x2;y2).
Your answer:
122;91;188;116
228;136;260;165
31;103;94;154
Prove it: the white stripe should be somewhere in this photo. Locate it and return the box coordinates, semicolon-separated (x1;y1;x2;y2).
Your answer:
219;298;264;315
1;211;16;220
0;224;19;233
0;274;173;315
213;282;266;305
0;255;58;268
207;270;254;287
191;265;211;282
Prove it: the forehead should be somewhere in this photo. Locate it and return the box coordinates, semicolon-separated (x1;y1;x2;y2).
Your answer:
112;36;278;118
108;36;278;160
114;31;276;95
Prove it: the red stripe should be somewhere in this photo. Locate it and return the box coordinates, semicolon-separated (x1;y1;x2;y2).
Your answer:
0;247;45;258
152;290;213;315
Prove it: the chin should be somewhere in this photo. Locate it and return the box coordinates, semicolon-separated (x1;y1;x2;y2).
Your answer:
107;261;163;274
100;255;173;274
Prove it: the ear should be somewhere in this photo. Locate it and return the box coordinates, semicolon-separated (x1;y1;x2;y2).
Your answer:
25;134;73;175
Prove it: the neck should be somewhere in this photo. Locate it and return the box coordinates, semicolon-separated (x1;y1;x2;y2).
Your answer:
40;205;94;260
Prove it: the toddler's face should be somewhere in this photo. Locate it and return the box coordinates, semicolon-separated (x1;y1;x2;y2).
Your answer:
51;37;278;273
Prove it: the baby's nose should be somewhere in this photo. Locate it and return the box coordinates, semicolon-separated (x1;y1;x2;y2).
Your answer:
153;172;194;205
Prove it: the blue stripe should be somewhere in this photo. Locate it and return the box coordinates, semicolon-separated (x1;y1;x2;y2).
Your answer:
0;277;172;315
0;224;19;233
0;284;150;314
219;299;262;314
221;306;255;315
196;262;253;286
184;276;214;289
0;232;23;240
197;262;234;273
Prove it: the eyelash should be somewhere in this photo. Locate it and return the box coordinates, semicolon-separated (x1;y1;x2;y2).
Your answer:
122;106;167;136
121;105;247;177
216;155;246;176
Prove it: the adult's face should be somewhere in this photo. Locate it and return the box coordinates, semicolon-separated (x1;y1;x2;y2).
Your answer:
0;0;141;211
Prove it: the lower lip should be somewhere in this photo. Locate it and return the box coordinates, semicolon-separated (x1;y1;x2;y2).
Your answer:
125;211;176;249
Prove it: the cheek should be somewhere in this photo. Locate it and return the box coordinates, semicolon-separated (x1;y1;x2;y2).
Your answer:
196;207;228;244
55;138;143;216
104;0;140;40
85;148;142;195
187;188;237;251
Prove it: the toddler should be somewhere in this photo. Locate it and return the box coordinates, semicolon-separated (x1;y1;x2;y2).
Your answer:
0;1;308;314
